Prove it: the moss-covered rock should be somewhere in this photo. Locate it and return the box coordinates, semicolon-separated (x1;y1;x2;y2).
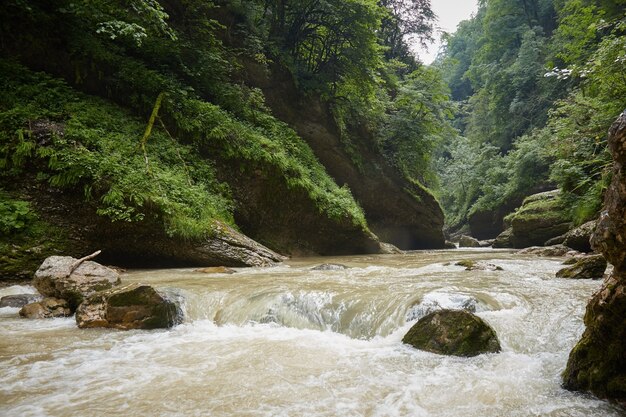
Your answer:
76;283;183;330
455;260;503;271
556;254;607;279
504;190;572;248
458;235;481;248
492;227;514;248
402;309;501;357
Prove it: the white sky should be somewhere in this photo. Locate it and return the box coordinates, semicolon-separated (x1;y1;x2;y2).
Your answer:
414;0;479;64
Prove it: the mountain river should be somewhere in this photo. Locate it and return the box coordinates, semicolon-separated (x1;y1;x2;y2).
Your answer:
1;249;624;416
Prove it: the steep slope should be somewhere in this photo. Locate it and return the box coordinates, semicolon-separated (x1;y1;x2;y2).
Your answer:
244;63;445;250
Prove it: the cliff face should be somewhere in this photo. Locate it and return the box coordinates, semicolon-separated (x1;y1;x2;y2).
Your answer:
563;110;626;403
245;63;445;250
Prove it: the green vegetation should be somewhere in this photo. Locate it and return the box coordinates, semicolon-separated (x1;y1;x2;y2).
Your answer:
0;0;451;265
436;0;626;232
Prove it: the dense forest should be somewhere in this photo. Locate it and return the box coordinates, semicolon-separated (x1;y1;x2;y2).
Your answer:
436;0;626;240
0;0;625;276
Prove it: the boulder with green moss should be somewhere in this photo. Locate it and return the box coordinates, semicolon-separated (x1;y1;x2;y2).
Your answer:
76;283;183;330
504;190;572;248
563;110;626;403
492;228;514;248
402;309;501;357
458;235;481;248
556;254;607;279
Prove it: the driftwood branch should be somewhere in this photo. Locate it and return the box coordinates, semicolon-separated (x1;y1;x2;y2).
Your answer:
67;250;102;277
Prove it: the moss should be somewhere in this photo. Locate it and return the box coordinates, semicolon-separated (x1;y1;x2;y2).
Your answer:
455;260;476;269
403;309;501;357
0;197;71;280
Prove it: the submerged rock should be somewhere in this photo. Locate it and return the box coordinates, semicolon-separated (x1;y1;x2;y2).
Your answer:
194;266;236;274
556;254;607;279
444;241;457;249
458;235;481;248
311;263;349;271
0;294;42;308
563;110;626;402
402;309;501;357
455;260;503;271
33;255;121;310
76;283;183;330
517;245;572;257
19;297;70;319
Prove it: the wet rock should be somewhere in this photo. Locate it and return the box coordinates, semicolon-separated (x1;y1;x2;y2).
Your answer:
492;228;514;248
479;239;495;248
194;266;236;274
19;297;70;318
458;235;481;248
406;294;482;321
563;220;597;253
545;234;567;246
444;241;457;249
556;254;607;279
76;283;183;330
505;190;572;248
379;242;404;254
564;110;626;402
517;245;572;257
0;294;42;308
33;255;121;310
455;260;503;271
402;309;501;357
311;263;349;271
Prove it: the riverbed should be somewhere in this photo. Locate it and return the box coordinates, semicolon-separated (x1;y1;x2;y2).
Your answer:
1;249;624;416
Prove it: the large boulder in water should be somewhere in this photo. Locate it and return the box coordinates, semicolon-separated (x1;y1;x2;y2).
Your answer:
556;254;607;279
458;235;481;248
505;190;572;248
76;283;183;330
492;228;514;248
402;309;501;357
563;110;626;402
33;255;121;310
562;220;597;253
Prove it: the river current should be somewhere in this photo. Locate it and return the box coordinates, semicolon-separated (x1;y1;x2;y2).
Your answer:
1;249;624;416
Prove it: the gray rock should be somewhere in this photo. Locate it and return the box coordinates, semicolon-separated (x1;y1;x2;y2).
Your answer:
76;283;183;330
444;241;457;249
33;256;121;310
517;244;572;257
0;294;43;308
402;309;501;357
19;297;71;319
563;220;597;253
556;254;607;279
459;235;481;248
311;263;349;271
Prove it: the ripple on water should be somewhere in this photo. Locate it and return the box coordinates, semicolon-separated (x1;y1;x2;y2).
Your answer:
0;253;622;417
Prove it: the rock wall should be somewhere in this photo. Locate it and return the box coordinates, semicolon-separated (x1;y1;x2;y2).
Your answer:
563;110;626;403
244;63;445;250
